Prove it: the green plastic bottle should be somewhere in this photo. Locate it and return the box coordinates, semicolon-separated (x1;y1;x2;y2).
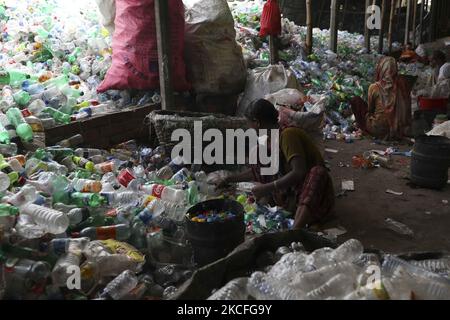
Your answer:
0;70;31;87
5;107;33;143
0;155;19;185
12;90;31;106
45;147;74;160
43;107;71;124
68;47;81;64
43;74;69;89
70;192;105;208
72;156;95;172
0;203;19;216
0;122;10;144
61;85;83;99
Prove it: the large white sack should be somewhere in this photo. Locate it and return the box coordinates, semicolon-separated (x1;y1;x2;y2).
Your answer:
184;0;247;95
95;0;116;34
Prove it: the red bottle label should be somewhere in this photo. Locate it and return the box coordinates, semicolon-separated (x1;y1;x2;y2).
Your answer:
96;226;116;240
152;184;165;198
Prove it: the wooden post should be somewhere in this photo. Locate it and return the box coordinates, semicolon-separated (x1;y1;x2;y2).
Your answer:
269;36;278;64
364;0;371;52
306;0;313;55
411;0;418;46
418;0;424;44
154;0;174;110
388;0;396;53
378;0;386;54
404;0;411;45
329;0;338;53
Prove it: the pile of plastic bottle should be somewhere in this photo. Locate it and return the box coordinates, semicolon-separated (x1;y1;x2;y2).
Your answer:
0;0;161;132
188;210;237;223
208;238;450;300
0;130;299;299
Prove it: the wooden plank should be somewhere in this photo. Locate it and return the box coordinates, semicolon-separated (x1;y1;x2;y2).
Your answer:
269;35;278;64
378;0;386;54
154;0;174;111
418;0;424;44
329;0;338;53
404;0;411;45
388;0;397;53
305;0;313;55
411;0;418;46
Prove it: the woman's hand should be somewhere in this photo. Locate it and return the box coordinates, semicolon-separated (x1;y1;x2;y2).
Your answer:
251;183;273;200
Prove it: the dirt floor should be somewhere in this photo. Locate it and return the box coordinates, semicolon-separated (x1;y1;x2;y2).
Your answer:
320;138;450;254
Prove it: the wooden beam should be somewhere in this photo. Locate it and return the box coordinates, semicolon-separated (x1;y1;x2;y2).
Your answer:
411;0;418;46
154;0;174;111
418;0;424;44
306;0;313;55
388;0;396;53
329;0;338;53
364;0;371;52
404;0;411;45
378;0;386;54
269;35;278;64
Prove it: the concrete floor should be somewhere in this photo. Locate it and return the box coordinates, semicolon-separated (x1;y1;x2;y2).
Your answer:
321;138;450;254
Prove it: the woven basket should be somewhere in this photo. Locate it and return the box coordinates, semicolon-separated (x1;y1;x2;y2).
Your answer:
147;110;248;145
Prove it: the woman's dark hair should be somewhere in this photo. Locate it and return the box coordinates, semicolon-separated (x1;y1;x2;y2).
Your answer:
244;99;279;126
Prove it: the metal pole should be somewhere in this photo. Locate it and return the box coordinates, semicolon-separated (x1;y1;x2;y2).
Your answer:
418;0;424;44
411;0;418;46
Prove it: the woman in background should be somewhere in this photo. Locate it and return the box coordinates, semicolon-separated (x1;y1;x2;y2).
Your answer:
351;56;412;140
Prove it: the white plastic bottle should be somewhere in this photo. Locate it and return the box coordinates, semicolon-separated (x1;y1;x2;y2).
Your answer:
306;273;356;300
20;203;69;234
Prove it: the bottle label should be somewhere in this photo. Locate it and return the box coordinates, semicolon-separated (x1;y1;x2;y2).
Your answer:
96;226;116;240
99;162;113;173
152;184;165;198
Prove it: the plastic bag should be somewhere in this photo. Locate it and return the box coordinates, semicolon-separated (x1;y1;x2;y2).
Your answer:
184;0;247;95
264;88;305;109
98;0;190;92
259;0;281;37
95;0;116;35
237;65;299;115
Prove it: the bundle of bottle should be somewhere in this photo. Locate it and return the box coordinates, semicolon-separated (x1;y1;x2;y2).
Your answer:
207;239;450;300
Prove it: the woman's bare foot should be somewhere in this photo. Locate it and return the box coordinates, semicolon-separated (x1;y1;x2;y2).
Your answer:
292;205;314;230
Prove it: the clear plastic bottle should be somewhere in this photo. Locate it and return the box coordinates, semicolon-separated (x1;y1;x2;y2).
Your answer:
7;184;38;207
52;252;82;287
306;273;356;300
330;239;364;262
103;190;142;207
74;224;131;241
3;258;50;299
0;143;17;156
247;271;302;300
67;208;90;226
410;259;450;275
142;184;187;204
0;86;15;111
46;237;90;256
208;278;249;300
20;203;69;234
71;178;102;193
0;171;10;192
100;270;138;300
